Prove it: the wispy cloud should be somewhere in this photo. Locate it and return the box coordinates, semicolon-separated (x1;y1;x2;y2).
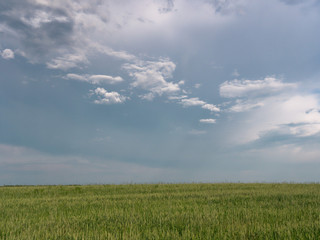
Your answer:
228;99;265;112
92;44;137;62
199;119;216;124
220;77;297;98
168;95;188;100
194;83;201;89
188;129;207;135
46;53;88;70
66;73;123;85
180;97;220;112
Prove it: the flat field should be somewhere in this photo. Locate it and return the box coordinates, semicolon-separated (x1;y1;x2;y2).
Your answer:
0;183;320;239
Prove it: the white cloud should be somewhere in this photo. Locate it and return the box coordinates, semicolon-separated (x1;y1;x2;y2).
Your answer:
229;99;264;112
218;75;320;144
92;44;137;61
180;97;220;112
66;73;123;85
199;119;216;124
0;0;221;117
289;123;320;137
220;77;320;143
168;95;188;100
1;49;14;59
46;53;88;70
202;103;220;112
65;73;87;81
123;58;180;98
180;97;206;107
256;94;320;138
139;92;156;101
92;87;127;104
220;77;297;98
20;9;69;28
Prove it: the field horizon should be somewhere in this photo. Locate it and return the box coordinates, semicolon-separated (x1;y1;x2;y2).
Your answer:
1;183;319;239
2;181;320;187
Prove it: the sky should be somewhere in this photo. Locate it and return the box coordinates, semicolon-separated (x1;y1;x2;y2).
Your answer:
1;0;320;185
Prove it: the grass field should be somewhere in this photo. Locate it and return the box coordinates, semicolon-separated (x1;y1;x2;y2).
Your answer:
0;183;320;239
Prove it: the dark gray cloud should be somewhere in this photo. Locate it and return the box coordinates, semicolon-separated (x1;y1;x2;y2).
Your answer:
158;0;175;13
279;0;320;7
205;0;244;14
0;1;74;61
279;0;306;5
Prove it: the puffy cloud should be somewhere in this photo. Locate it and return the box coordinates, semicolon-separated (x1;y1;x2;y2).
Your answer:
123;58;180;98
0;0;223;115
202;103;220;112
92;87;127;104
1;48;14;59
220;77;297;98
66;73;123;85
199;118;216;124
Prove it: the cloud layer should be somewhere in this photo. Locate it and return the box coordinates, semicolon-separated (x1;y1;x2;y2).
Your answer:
220;77;320;143
2;0;320;184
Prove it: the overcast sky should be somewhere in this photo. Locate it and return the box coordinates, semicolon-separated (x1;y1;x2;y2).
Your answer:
1;0;320;185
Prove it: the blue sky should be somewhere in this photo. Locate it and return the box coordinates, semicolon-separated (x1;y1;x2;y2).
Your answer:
1;0;320;185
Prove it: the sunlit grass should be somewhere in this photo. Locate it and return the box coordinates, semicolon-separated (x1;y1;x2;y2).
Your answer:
0;183;320;239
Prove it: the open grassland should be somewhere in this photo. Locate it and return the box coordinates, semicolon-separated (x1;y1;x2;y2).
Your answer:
0;183;320;239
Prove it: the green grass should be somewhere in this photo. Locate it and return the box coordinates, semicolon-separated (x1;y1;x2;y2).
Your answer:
0;183;320;239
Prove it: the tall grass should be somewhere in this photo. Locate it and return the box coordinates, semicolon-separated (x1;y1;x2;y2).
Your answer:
0;183;319;239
